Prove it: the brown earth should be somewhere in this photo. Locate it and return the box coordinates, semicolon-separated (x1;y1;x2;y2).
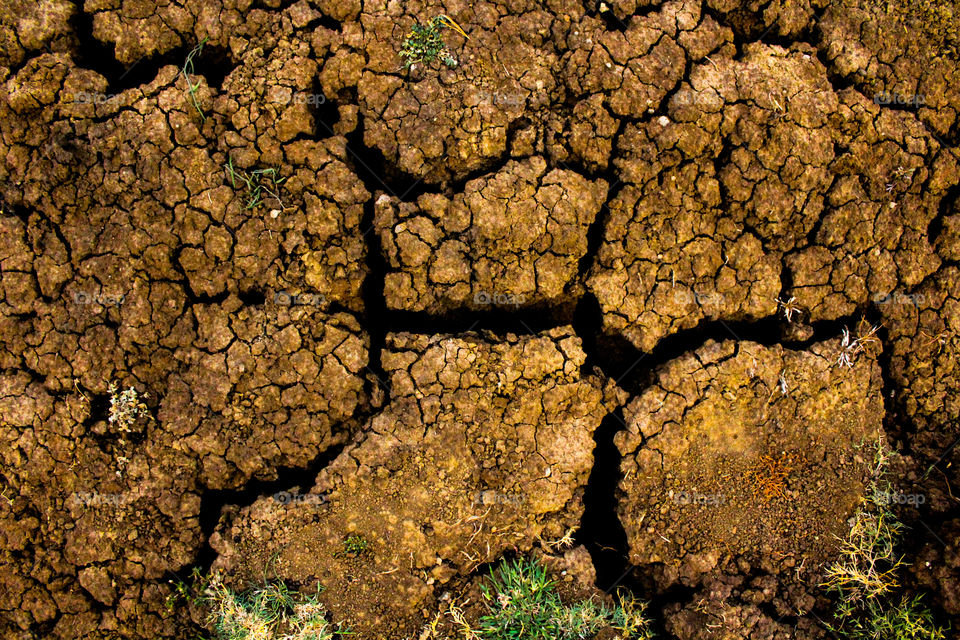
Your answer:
375;156;608;313
210;327;623;638
0;0;958;638
615;338;884;588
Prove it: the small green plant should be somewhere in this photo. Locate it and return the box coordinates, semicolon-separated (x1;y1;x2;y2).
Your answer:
475;558;654;640
335;534;370;558
224;156;288;211
181;38;209;121
204;574;344;640
822;442;903;603
836;595;947;640
399;14;469;69
166;567;211;610
821;439;947;639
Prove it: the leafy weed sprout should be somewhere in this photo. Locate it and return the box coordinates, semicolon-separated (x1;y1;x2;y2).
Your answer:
474;558;654;640
204;574;344;640
224;156;288;211
334;534;370;558
821;439;946;639
166;566;211;610
181;38;209;121
399;15;469;69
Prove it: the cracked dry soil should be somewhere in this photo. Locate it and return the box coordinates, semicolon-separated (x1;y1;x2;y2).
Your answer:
0;0;959;638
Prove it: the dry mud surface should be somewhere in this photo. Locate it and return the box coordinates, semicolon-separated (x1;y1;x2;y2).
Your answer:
0;0;959;638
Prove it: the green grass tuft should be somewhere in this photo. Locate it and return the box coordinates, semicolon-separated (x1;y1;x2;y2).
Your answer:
838;595;947;640
821;439;947;639
224;156;288;210
204;575;344;640
475;558;654;640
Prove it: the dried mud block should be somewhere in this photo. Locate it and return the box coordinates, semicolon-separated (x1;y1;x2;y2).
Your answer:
0;301;372;637
356;6;560;184
616;338;884;587
0;375;202;637
0;53;369;312
350;0;735;183
878;265;960;519
880;266;960;438
818;0;960;140
587;43;952;351
168;304;372;488
662;574;826;640
211;327;624;638
375;157;607;313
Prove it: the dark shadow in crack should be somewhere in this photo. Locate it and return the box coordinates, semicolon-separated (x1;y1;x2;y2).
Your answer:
192;442;347;574
68;10;234;93
576;408;633;592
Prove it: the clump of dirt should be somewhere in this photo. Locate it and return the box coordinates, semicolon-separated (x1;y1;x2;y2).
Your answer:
880;266;960;456
588;41;954;351
375;156;608;313
818;0;960;140
913;517;960;616
0;13;377;636
616;338;884;588
0;1;73;68
662;572;824;639
211;327;624;638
